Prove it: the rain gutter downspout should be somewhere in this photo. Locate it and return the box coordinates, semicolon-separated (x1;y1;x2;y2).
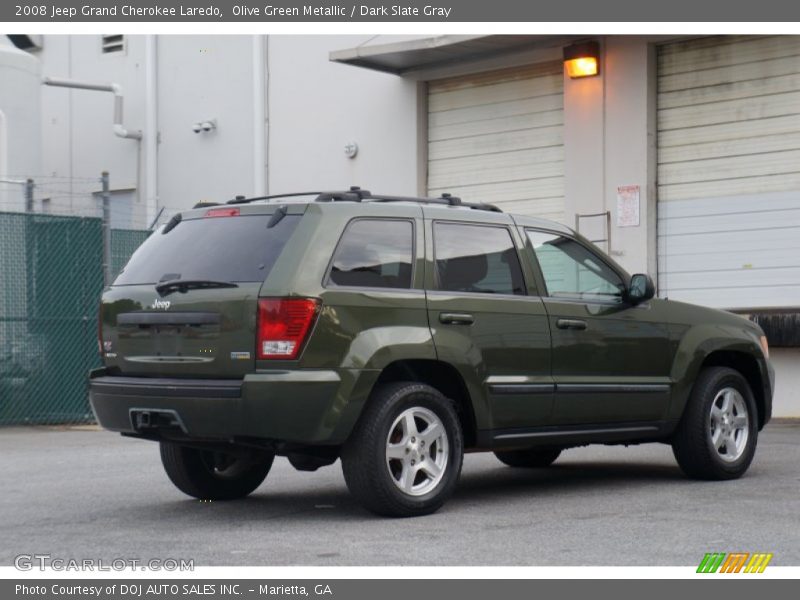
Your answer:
252;35;268;196
144;35;158;227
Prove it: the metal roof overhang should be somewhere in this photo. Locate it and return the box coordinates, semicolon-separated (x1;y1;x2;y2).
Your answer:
329;35;568;78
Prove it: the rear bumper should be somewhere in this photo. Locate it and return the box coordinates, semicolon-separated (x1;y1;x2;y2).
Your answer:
89;367;377;445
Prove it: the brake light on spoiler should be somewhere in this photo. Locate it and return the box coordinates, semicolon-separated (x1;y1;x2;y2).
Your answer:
205;207;240;218
257;298;320;360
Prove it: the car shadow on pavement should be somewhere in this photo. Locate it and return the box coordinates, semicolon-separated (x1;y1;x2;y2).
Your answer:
125;460;688;523
451;461;686;504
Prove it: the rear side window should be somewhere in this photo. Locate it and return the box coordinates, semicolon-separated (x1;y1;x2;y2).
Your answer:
114;213;301;285
328;219;414;289
434;222;526;295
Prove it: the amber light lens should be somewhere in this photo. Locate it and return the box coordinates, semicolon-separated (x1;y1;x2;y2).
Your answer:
565;57;599;78
760;335;770;359
257;298;320;360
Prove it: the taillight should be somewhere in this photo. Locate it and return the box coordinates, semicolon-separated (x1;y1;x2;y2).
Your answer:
257;298;320;360
205;207;240;218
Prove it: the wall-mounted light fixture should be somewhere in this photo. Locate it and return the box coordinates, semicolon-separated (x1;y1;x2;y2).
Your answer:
563;41;600;79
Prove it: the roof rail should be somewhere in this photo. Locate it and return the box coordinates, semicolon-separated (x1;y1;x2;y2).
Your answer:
365;193;502;213
226;191;325;205
220;186;501;213
225;187;372;205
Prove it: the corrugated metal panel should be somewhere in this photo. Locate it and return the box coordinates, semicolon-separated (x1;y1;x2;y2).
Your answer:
657;36;800;203
657;192;800;310
657;36;800;310
428;62;565;222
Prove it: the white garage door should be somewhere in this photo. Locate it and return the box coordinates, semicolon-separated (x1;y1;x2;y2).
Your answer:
657;35;800;310
427;62;564;222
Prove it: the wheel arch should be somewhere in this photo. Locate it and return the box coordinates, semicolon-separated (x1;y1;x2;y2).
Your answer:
669;322;771;430
371;359;478;448
700;350;767;429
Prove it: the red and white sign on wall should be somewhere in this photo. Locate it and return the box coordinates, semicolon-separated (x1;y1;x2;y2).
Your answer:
616;185;640;227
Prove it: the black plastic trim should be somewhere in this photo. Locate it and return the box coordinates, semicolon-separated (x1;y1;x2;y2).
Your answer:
91;376;241;398
117;312;220;326
494;424;659;441
477;419;672;448
489;383;555;394
556;383;670;394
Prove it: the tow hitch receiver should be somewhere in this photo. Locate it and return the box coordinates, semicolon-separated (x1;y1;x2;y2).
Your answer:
130;409;185;432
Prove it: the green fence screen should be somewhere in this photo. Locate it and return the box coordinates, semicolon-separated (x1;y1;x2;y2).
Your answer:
0;212;149;425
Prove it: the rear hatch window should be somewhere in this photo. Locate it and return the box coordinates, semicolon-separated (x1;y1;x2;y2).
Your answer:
102;210;302;378
115;212;301;285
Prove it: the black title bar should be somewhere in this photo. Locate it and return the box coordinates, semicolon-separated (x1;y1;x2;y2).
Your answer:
5;0;800;22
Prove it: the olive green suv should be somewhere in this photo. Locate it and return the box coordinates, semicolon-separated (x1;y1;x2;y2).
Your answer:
90;188;774;517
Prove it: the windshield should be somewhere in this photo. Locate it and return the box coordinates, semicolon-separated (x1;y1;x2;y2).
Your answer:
114;213;301;285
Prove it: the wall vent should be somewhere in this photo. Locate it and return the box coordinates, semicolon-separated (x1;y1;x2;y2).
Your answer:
101;35;125;54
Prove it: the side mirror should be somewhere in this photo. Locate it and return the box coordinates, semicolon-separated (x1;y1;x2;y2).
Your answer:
628;273;655;304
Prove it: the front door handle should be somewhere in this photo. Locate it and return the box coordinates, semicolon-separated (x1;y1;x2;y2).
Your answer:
439;312;474;325
556;318;587;330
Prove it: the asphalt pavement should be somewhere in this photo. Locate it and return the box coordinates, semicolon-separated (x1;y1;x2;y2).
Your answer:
1;424;798;566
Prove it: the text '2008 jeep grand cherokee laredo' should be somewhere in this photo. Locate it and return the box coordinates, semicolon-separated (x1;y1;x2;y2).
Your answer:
90;188;774;517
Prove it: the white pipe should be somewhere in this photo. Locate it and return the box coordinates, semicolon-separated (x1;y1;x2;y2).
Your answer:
252;35;267;196
42;76;142;140
0;109;7;182
144;35;159;228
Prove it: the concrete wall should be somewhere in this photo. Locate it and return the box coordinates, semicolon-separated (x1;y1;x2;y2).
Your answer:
34;34;421;225
769;349;800;418
155;35;257;210
0;39;41;212
38;36;144;222
267;35;421;195
564;36;657;278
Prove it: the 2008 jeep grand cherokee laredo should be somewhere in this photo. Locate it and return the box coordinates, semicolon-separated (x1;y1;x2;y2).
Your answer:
90;188;774;517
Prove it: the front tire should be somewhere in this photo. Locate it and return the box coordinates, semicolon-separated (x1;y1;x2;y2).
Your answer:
672;367;758;480
159;443;274;500
341;382;464;517
494;447;562;468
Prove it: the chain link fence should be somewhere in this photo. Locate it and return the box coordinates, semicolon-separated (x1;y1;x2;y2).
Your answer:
0;208;149;426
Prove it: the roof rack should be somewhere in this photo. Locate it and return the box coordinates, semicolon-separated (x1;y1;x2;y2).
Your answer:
366;192;502;213
225;191;325;205
218;186;502;213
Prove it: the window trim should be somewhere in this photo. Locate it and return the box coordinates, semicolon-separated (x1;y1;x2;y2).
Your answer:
524;227;628;305
432;219;529;297
323;216;417;291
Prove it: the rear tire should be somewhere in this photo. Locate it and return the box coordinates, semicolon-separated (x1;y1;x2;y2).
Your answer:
494;447;562;468
159;443;274;500
341;382;464;517
672;367;758;480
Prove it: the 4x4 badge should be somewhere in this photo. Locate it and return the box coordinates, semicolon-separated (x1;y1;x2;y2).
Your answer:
151;298;171;310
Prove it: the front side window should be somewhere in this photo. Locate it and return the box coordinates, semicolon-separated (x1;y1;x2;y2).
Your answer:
328;219;414;289
527;230;625;301
434;222;526;295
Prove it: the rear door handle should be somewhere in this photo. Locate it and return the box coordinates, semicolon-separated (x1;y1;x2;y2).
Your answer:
439;312;474;325
556;318;587;330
